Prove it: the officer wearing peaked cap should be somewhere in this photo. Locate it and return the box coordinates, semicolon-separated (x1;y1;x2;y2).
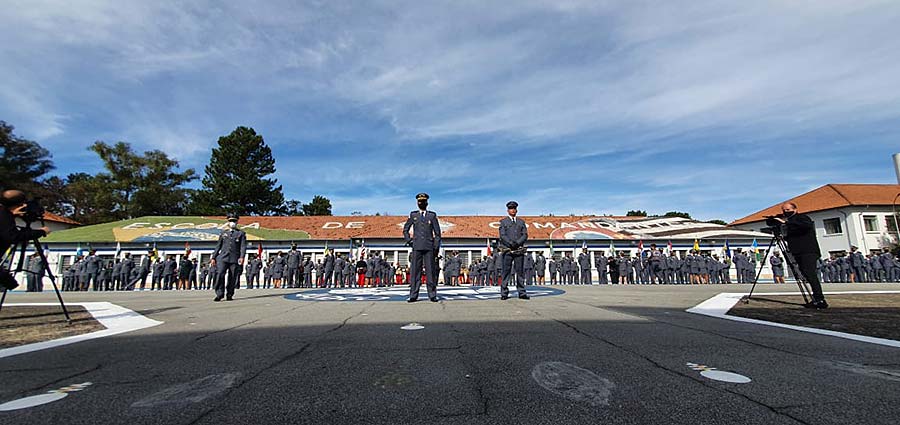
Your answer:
403;193;442;302
211;212;247;301
499;201;529;299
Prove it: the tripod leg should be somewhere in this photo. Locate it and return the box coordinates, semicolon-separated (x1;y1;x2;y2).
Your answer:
0;289;7;313
746;237;777;302
776;238;813;305
32;239;71;323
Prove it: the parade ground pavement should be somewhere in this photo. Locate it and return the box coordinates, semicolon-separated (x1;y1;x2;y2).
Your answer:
2;283;899;424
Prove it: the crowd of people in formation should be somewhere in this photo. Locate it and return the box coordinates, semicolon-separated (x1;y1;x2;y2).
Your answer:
34;244;900;293
818;246;900;283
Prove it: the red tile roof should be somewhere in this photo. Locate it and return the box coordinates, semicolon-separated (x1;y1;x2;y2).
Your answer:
730;184;900;226
44;212;81;226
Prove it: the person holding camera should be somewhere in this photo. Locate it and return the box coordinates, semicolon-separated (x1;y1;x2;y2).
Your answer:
771;202;828;308
1;190;51;291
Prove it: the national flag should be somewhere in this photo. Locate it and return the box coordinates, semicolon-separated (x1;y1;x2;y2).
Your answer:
75;243;83;257
724;239;732;259
359;240;367;259
549;239;555;257
609;241;616;256
751;238;760;260
637;239;643;252
184;241;191;256
692;239;700;252
43;244;49;255
114;242;121;258
581;240;588;250
323;241;329;256
257;243;263;258
486;239;492;256
667;240;673;254
151;242;159;261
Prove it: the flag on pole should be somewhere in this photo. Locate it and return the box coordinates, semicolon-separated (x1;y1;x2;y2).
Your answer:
76;243;83;257
257;242;263;258
667;240;673;254
609;241;616;256
359;240;367;259
114;242;121;258
323;241;329;256
692;239;700;252
486;239;492;256
184;241;191;256
637;239;643;252
549;239;555;257
751;238;759;260
724;239;732;259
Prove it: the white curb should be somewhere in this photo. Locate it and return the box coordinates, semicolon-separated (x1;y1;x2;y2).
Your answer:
687;291;900;349
1;302;163;359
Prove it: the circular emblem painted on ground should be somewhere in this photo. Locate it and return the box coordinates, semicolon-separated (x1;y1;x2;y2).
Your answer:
531;362;615;407
284;285;565;302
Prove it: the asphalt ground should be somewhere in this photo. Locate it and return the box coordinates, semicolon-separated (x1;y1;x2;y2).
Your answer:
2;283;899;424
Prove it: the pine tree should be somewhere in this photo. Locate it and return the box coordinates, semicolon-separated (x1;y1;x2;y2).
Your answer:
192;126;285;215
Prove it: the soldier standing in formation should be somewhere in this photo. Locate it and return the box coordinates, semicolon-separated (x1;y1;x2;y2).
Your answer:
534;251;546;285
498;201;529;300
578;248;591;285
403;193;442;302
770;251;785;283
210;212;247;302
286;245;301;288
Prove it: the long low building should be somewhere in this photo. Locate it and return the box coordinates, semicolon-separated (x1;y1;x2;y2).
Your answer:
730;184;900;256
16;214;778;284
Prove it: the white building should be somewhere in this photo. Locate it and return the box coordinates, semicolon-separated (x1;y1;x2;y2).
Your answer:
730;184;900;257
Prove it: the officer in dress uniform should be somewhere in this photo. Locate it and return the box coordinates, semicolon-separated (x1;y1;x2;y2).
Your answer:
535;252;546;285
403;193;442;302
594;252;608;285
524;252;535;286
286;244;301;288
498;201;529;299
548;256;558;285
578;248;592;285
210;212;247;301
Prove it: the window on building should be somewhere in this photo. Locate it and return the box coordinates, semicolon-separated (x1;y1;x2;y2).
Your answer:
398;251;409;267
887;215;900;233
823;218;842;235
863;216;878;232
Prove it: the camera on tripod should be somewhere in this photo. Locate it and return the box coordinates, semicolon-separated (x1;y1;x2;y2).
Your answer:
20;197;45;224
762;215;785;237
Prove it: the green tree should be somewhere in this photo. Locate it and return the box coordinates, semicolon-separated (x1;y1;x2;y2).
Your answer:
192;126;284;215
706;219;728;226
281;199;304;216
302;195;332;216
626;210;648;217
663;211;692;219
89;141;197;219
0;121;54;194
64;172;120;224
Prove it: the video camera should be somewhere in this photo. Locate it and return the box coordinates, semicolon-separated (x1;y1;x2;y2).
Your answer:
20;197;45;223
762;214;785;237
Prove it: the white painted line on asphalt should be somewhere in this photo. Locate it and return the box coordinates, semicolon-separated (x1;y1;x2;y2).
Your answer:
531;361;615;407
0;382;92;411
0;302;164;359
687;291;900;349
401;323;424;330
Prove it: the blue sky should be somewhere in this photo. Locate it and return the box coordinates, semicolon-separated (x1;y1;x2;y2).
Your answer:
2;1;899;220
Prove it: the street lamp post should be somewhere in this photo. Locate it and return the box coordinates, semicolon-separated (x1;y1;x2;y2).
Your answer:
892;192;900;245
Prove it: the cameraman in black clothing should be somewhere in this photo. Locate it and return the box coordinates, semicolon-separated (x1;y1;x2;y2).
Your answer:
1;190;52;290
771;202;828;309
